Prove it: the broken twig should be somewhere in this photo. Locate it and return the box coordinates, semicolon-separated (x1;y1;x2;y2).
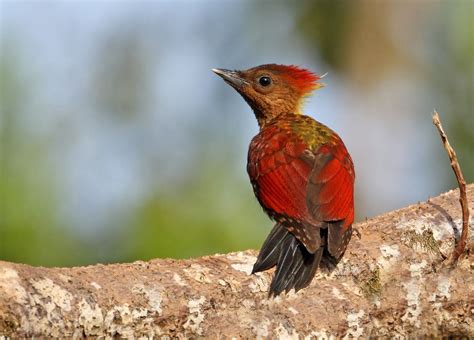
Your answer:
432;111;470;266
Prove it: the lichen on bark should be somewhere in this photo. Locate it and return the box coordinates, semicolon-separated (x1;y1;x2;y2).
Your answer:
0;185;473;338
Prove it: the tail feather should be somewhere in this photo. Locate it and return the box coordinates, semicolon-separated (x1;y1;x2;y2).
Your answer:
327;222;352;260
293;247;323;291
279;241;306;293
252;223;288;274
270;233;299;295
253;223;324;296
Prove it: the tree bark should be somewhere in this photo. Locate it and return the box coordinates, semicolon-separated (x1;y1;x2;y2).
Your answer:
1;185;473;338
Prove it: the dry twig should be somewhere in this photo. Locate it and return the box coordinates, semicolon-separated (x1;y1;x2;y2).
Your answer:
432;111;470;266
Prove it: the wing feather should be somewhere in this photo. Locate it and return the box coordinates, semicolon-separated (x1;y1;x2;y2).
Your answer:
249;121;354;257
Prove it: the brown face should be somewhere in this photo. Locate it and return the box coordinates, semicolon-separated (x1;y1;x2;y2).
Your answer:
213;66;300;124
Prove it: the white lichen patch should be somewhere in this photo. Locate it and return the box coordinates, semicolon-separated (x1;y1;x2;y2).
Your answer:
231;262;254;275
228;252;256;275
274;323;299;339
401;280;422;326
305;329;335;340
328;257;361;278
77;298;104;336
286;290;300;300
429;275;451;303
426;274;457;328
19;278;75;336
0;267;27;304
58;274;72;283
436;275;451;300
173;273;187;287
408;260;427;277
313;271;327;280
378;244;401;270
183;264;212;283
288;306;299;315
342;281;363;297
30;278;73;312
253;318;270;338
249;274;269;293
332;287;346;300
401;260;427;327
131;308;149;319
343;309;365;339
260;295;282;307
104;305;134;338
183;296;206;335
90;282;101;290
132;284;162;315
431;218;458;242
103;304;158;338
227;251;257;263
430;217;473;254
397;214;472;255
242;299;255;309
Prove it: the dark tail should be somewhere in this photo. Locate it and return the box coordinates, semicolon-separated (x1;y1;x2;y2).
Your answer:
252;223;324;297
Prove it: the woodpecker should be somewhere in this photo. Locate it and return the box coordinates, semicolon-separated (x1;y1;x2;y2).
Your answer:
213;64;355;296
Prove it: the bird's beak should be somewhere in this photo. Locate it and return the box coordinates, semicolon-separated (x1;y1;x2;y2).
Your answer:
212;68;249;89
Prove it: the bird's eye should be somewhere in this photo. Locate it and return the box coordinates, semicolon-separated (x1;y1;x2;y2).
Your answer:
258;76;272;87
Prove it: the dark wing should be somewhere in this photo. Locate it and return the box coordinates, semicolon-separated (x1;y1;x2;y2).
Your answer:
306;141;355;258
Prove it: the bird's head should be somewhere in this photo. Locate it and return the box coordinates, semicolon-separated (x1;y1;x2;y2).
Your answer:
213;64;324;127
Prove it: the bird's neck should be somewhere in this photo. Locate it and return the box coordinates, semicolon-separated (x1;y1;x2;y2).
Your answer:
254;107;301;130
251;98;305;130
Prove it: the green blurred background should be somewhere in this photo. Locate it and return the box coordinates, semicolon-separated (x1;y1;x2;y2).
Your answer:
0;0;472;266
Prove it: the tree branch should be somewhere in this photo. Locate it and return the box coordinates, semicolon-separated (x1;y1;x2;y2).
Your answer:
432;111;470;266
1;185;473;338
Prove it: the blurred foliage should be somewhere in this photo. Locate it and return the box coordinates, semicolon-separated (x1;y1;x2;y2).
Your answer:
93;29;152;121
291;0;473;183
0;56;82;266
293;0;354;72
293;0;413;87
127;159;269;260
430;2;474;184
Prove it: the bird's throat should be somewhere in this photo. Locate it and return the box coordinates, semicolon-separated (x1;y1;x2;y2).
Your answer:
253;106;302;130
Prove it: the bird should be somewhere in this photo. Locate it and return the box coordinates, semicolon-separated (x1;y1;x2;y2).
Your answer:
212;64;355;296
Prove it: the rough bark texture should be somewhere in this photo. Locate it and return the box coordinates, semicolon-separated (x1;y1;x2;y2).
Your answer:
0;186;473;338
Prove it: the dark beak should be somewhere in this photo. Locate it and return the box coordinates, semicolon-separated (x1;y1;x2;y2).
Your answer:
212;68;248;89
